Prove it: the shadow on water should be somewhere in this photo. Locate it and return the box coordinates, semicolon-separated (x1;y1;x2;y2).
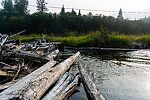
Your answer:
81;50;129;61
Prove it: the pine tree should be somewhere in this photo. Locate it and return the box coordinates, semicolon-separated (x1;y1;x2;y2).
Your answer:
78;10;81;16
2;0;13;15
117;8;123;20
60;5;65;15
36;0;48;13
71;8;76;16
14;0;28;15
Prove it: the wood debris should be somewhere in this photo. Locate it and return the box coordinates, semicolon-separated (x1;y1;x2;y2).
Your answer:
0;31;104;100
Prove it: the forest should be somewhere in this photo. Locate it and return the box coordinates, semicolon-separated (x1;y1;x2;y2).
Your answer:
1;0;150;36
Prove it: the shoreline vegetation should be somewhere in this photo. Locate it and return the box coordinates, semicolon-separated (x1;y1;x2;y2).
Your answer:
12;30;150;49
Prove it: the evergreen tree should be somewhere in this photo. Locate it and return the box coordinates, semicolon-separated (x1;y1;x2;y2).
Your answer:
87;12;92;17
117;8;123;20
71;8;76;16
36;0;48;13
14;0;28;15
60;5;65;15
1;0;13;15
78;10;81;16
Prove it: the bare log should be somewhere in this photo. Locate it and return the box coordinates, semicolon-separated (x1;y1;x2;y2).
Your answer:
78;62;105;100
3;49;59;61
42;73;79;100
0;52;80;100
0;80;19;92
0;70;15;77
42;72;74;100
46;49;59;60
57;75;80;100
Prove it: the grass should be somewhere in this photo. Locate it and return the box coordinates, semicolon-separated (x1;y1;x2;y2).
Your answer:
12;32;150;48
12;31;101;47
12;34;42;42
137;34;150;46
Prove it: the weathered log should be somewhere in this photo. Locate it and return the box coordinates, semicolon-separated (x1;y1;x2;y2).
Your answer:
3;49;59;61
42;73;79;100
78;62;105;100
57;74;80;100
43;61;80;100
46;49;59;60
0;51;80;100
42;72;74;100
0;80;19;92
0;70;15;77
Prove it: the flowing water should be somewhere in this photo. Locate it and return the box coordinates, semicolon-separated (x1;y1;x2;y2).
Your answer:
66;49;150;100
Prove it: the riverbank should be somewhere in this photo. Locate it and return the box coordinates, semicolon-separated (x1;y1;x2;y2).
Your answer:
12;31;150;49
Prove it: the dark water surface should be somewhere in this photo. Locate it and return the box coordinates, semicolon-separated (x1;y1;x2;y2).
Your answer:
65;49;150;100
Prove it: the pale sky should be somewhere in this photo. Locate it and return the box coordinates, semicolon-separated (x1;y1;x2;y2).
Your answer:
1;0;150;19
28;0;150;19
28;0;150;11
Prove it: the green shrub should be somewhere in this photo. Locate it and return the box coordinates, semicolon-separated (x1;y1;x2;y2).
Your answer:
11;31;150;48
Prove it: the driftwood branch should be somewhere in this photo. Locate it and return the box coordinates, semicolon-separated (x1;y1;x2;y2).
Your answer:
9;30;26;38
0;34;8;46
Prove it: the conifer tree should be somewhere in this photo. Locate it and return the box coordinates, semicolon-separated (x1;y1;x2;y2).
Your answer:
117;8;123;20
36;0;48;13
14;0;28;15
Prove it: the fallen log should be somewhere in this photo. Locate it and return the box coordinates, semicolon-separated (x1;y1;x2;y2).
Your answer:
2;49;59;61
57;74;79;100
46;49;59;60
78;62;105;100
0;51;80;100
0;80;19;92
43;62;80;100
0;70;15;77
42;72;75;100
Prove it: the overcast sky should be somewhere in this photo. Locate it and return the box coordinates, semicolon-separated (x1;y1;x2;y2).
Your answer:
1;0;150;18
27;0;150;18
28;0;150;10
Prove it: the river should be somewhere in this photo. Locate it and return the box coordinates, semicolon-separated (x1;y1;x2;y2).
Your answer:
64;49;150;100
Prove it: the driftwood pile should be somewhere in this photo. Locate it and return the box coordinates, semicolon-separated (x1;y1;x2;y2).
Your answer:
0;33;105;100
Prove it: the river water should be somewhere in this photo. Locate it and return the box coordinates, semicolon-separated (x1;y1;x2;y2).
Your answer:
65;49;150;100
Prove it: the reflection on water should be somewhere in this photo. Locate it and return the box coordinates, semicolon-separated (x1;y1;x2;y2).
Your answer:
67;49;150;100
81;49;150;100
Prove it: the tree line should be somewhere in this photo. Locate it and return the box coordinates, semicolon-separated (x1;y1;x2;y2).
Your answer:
0;0;150;35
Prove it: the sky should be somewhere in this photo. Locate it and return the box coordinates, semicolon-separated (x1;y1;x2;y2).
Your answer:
1;0;150;19
28;0;150;19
